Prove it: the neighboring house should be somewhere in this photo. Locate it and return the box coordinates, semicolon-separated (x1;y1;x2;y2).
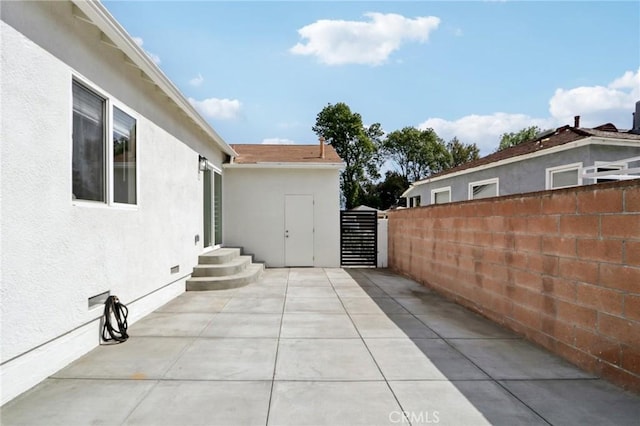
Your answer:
402;116;640;207
0;1;341;404
223;143;343;268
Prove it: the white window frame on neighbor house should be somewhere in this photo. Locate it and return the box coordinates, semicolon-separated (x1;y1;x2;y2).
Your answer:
409;195;421;207
546;162;582;190
431;186;452;204
72;77;139;208
594;161;627;183
468;178;499;200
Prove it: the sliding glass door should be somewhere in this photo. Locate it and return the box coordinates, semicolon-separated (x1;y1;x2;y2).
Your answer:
214;171;222;246
203;168;222;248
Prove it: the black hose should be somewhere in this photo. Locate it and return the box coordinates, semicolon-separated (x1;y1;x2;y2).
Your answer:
102;295;129;343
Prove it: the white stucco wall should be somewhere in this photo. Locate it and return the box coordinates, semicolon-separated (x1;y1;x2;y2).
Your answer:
1;2;225;404
223;167;341;267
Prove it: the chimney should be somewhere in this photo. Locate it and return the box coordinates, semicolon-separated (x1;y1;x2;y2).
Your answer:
319;136;325;159
574;115;580;128
632;101;640;134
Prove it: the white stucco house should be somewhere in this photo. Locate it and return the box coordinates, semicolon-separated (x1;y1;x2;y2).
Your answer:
224;144;343;268
0;0;341;404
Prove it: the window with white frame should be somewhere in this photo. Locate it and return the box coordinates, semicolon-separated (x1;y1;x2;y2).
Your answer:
113;107;137;204
72;82;105;201
409;195;421;207
468;178;498;200
595;161;626;183
72;80;137;205
431;187;451;204
546;163;582;190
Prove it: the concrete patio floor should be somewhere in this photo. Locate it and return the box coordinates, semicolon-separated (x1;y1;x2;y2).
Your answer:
2;268;639;425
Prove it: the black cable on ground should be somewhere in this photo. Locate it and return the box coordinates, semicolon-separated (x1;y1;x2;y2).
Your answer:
102;295;129;343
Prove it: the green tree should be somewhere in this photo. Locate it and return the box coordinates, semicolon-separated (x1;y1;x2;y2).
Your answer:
497;126;541;151
375;171;410;210
361;171;409;210
313;102;382;209
382;127;451;182
445;137;480;168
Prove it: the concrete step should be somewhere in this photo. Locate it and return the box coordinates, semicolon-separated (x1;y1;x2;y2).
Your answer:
186;264;264;291
192;255;252;277
198;248;241;265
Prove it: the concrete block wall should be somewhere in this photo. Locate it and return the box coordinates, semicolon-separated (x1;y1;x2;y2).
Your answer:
388;180;640;392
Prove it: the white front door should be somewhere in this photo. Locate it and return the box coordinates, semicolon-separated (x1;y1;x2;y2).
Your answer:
285;194;314;266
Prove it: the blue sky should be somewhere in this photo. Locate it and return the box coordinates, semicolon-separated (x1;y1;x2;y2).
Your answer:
104;1;639;155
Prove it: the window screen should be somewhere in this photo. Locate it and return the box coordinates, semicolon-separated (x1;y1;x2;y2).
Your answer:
471;182;497;199
434;190;450;204
551;169;579;188
72;82;105;201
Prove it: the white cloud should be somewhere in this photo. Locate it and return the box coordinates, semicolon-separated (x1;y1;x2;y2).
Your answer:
549;68;639;125
261;138;296;145
419;114;554;154
189;73;204;87
189;97;241;120
290;12;440;66
417;68;639;155
609;69;640;90
132;36;161;65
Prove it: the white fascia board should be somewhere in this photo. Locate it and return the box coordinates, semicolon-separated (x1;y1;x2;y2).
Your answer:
223;162;344;170
400;185;414;198
410;137;640;188
71;0;237;157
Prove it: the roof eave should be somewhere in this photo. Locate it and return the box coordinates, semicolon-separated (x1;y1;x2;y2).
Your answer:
400;185;414;198
71;0;237;157
223;162;344;170
409;136;640;188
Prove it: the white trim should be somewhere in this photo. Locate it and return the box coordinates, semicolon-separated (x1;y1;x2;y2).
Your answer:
70;0;236;157
401;184;414;198
594;160;627;169
583;157;640;181
111;103;139;207
205;160;222;174
430;186;451;204
468;178;499;200
593;161;626;182
223;163;344;170
410;136;639;188
546;162;582;190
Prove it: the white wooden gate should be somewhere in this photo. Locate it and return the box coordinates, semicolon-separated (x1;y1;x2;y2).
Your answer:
377;218;388;268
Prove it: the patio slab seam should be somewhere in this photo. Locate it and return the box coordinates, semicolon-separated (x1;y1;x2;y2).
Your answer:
350;270;598;425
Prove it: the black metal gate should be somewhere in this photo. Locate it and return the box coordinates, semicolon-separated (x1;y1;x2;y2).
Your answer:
340;210;377;267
